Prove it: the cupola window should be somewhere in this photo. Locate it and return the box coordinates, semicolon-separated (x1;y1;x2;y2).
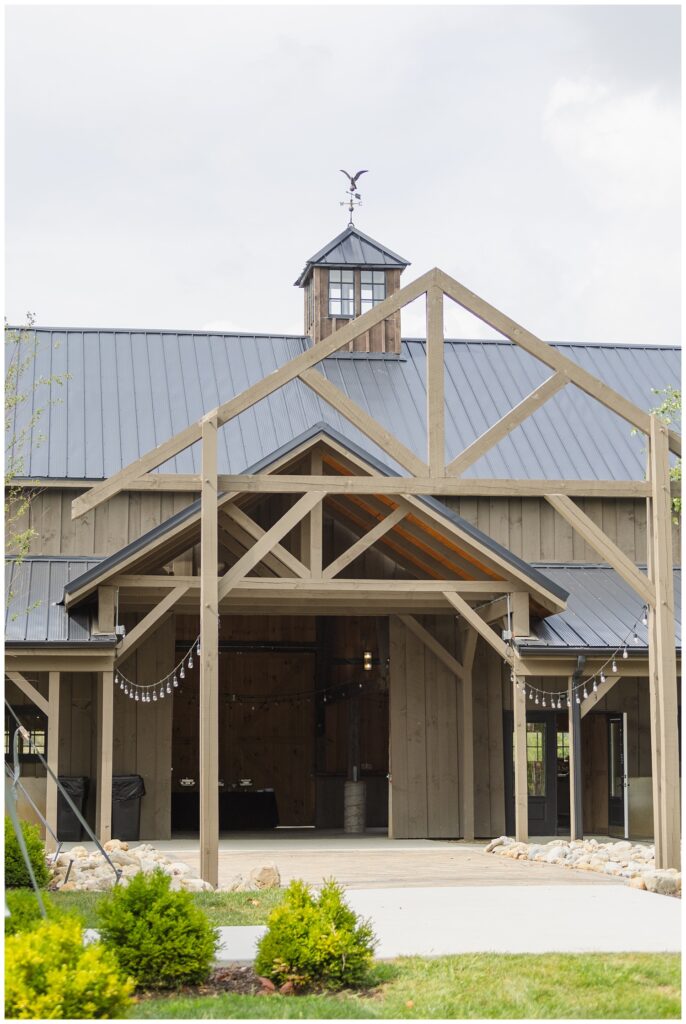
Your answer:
329;269;354;317
361;270;386;312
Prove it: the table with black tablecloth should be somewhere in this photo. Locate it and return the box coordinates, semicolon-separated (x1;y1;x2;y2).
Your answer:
171;789;279;831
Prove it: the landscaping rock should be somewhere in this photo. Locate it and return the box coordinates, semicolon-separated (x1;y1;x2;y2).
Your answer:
249;864;281;889
483;835;679;896
47;842;219;893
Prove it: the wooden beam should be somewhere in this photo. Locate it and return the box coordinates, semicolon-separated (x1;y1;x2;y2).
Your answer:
323;506;406;579
6;672;49;716
114;575;531;596
218;492;324;601
545;494;655;606
71;270;435;519
447;372;567;476
214;474;652;498
397;614;466;682
221;505;310;579
513;674;527;842
568;675;583;840
436;268;681;455
96;670;114;844
442;591;514;664
115;585;190;665
200;417;219;888
460;627;478;842
299;368;429;477
510;592;530;637
648;414;680;869
96;586;116;634
580;675;621;718
45;671;60;852
309;450;323;577
426;286;445;476
475;596;509;625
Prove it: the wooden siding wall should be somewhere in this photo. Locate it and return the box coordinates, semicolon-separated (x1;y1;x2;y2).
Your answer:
18;491;680;566
389;615;462;838
472;642;507;837
113;616;175;838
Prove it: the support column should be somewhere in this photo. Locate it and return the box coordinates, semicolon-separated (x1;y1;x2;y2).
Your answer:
646;493;663;864
513;675;528;842
648;415;680;869
96;670;113;843
45;671;60;852
568;676;583;840
200;416;219;888
460;627;477;842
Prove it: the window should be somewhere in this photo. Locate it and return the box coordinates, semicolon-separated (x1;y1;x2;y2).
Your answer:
361;270;385;312
328;269;354;317
5;707;47;762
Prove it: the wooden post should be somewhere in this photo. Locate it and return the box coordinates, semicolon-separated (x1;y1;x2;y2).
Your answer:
568;675;583;841
460;628;477;841
513;674;528;842
96;670;113;843
45;671;60;851
646;490;663;864
200;416;219;888
426;286;445;477
648;415;680;869
309;450;323;577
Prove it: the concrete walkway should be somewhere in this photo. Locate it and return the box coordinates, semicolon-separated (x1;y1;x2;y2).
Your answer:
215;885;681;962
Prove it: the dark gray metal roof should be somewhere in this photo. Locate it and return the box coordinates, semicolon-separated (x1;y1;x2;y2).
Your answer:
295;226;410;285
523;564;682;653
5;557;114;646
6;330;680;482
61;423;569;606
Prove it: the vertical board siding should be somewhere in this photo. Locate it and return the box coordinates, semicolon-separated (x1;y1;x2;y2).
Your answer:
389;616;461;839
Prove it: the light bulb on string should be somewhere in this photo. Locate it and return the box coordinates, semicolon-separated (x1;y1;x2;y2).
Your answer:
612;659;618;673
529;688;534;700
642;607;648;627
166;683;172;695
197;641;201;656
557;696;562;709
632;630;639;645
135;692;140;702
575;693;580;704
583;686;588;700
159;689;165;699
593;679;598;693
534;694;539;705
152;693;158;702
600;671;605;684
622;647;628;660
173;674;178;688
542;696;546;708
189;654;194;670
180;665;185;679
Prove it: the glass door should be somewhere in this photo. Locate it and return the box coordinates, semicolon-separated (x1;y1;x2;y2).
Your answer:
608;713;628;837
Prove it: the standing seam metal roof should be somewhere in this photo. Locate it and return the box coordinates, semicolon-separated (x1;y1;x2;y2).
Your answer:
294;226;410;285
521;564;681;652
6;331;680;482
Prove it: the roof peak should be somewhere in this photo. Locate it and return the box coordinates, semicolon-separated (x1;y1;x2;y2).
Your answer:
295;225;410;286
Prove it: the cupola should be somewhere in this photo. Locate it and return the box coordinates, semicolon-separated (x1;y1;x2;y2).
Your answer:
295;225;410;353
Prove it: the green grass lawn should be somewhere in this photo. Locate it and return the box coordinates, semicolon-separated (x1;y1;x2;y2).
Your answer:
130;953;681;1019
47;888;284;927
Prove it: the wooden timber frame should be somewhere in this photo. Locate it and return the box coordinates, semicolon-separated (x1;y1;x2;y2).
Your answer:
69;266;681;877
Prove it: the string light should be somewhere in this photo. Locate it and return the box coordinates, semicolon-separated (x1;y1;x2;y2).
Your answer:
521;604;647;710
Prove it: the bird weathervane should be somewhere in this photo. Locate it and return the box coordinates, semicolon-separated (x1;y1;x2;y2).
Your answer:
340;168;368;226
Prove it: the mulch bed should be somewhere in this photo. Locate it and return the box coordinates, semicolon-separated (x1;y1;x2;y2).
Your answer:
136;965;286;1000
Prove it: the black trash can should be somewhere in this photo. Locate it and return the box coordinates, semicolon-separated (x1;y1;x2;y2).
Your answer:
57;776;89;841
111;775;146;841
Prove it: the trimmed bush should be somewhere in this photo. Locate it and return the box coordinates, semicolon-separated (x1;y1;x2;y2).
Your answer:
97;868;218;989
5;915;134;1019
5;815;50;889
255;878;376;991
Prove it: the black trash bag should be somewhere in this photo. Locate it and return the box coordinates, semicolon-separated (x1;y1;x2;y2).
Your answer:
112;775;146;801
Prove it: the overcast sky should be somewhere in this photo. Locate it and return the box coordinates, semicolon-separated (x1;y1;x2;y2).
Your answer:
5;4;681;344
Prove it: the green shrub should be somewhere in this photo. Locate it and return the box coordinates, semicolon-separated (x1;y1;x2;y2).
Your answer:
255;878;376;991
4;915;134;1019
97;868;218;989
5;815;50;889
5;889;63;936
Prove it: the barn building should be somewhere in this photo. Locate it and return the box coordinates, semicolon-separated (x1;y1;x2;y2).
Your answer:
5;223;681;885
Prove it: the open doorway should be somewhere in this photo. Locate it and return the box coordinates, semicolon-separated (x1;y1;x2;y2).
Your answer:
170;615;389;834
